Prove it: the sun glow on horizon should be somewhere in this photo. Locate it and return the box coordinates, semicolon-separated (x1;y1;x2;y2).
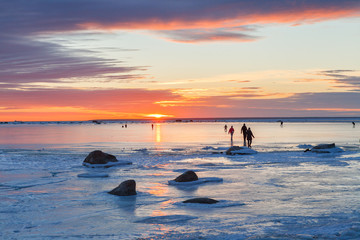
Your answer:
146;114;173;119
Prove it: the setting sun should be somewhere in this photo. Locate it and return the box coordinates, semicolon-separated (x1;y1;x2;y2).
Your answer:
146;114;172;119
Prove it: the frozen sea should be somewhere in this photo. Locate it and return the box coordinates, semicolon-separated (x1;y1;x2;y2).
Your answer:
1;118;360;239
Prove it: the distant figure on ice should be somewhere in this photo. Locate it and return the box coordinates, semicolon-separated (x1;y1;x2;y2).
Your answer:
246;127;255;148
352;122;356;128
241;123;247;146
224;124;228;132
228;126;235;146
280;121;283;127
152;124;154;130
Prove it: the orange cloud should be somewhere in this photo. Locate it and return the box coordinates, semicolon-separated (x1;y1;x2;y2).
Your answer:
75;2;360;43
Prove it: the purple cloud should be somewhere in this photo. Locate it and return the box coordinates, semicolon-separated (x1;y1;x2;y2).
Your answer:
318;70;360;89
157;28;259;43
0;35;145;87
1;1;359;38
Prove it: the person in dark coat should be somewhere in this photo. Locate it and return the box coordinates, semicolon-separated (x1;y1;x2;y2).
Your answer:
241;123;247;146
246;127;255;148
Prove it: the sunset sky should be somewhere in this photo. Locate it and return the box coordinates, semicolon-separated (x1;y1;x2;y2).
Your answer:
1;0;359;121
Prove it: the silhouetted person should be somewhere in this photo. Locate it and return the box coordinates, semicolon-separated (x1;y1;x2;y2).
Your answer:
152;124;154;130
241;123;247;146
352;122;356;128
228;125;235;146
246;127;255;148
224;124;228;132
280;121;283;127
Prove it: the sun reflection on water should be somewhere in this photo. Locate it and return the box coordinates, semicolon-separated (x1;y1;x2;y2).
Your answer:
156;123;161;142
148;182;168;196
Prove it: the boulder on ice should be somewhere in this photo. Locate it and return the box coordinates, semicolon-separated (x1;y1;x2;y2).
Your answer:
168;170;223;186
226;146;257;155
108;179;137;196
83;150;118;164
309;143;343;153
174;170;198;182
183;197;219;204
313;143;336;149
82;150;132;167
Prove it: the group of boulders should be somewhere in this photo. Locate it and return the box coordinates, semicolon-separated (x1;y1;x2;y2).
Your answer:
82;150;219;204
82;143;341;203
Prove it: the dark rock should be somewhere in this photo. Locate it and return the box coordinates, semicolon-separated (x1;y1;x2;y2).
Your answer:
312;143;335;149
108;179;137;196
310;143;343;153
83;150;118;165
174;170;198;182
226;146;257;155
183;198;219;204
226;146;243;155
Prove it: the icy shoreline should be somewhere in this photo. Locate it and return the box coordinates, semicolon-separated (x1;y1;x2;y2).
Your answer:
1;146;360;239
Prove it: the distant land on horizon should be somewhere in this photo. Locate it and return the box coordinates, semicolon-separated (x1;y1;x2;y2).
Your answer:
2;116;359;124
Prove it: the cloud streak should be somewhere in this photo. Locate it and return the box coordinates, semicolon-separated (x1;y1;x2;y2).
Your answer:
0;35;145;89
2;1;359;41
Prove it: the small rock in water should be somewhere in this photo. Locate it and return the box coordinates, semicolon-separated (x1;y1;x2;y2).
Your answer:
108;179;137;196
183;198;219;204
226;146;257;155
310;143;343;153
174;170;198;182
312;143;335;149
83;150;118;165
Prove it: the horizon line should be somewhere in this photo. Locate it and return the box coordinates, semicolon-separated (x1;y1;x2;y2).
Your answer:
2;116;359;123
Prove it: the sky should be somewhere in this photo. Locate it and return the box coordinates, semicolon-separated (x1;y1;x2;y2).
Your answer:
0;0;360;121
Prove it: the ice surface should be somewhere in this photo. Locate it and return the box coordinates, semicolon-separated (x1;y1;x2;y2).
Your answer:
175;200;246;208
77;173;109;178
134;215;198;224
1;121;360;239
82;160;132;168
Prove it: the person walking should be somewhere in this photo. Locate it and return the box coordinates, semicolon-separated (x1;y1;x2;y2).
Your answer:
228;125;235;146
241;123;247;146
246;127;255;148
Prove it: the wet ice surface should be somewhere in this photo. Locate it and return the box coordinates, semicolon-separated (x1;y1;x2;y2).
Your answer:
1;149;360;240
1;121;360;239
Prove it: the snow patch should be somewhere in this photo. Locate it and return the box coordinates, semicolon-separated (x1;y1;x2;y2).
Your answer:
82;160;132;168
135;215;197;224
77;173;109;178
168;177;223;186
298;144;313;149
176;200;245;208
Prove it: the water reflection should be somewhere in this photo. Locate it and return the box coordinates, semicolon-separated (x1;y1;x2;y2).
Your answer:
150;199;175;217
156;123;161;142
148;183;168;196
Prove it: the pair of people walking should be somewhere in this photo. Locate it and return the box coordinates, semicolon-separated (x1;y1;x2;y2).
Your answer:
241;123;255;148
228;123;254;148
